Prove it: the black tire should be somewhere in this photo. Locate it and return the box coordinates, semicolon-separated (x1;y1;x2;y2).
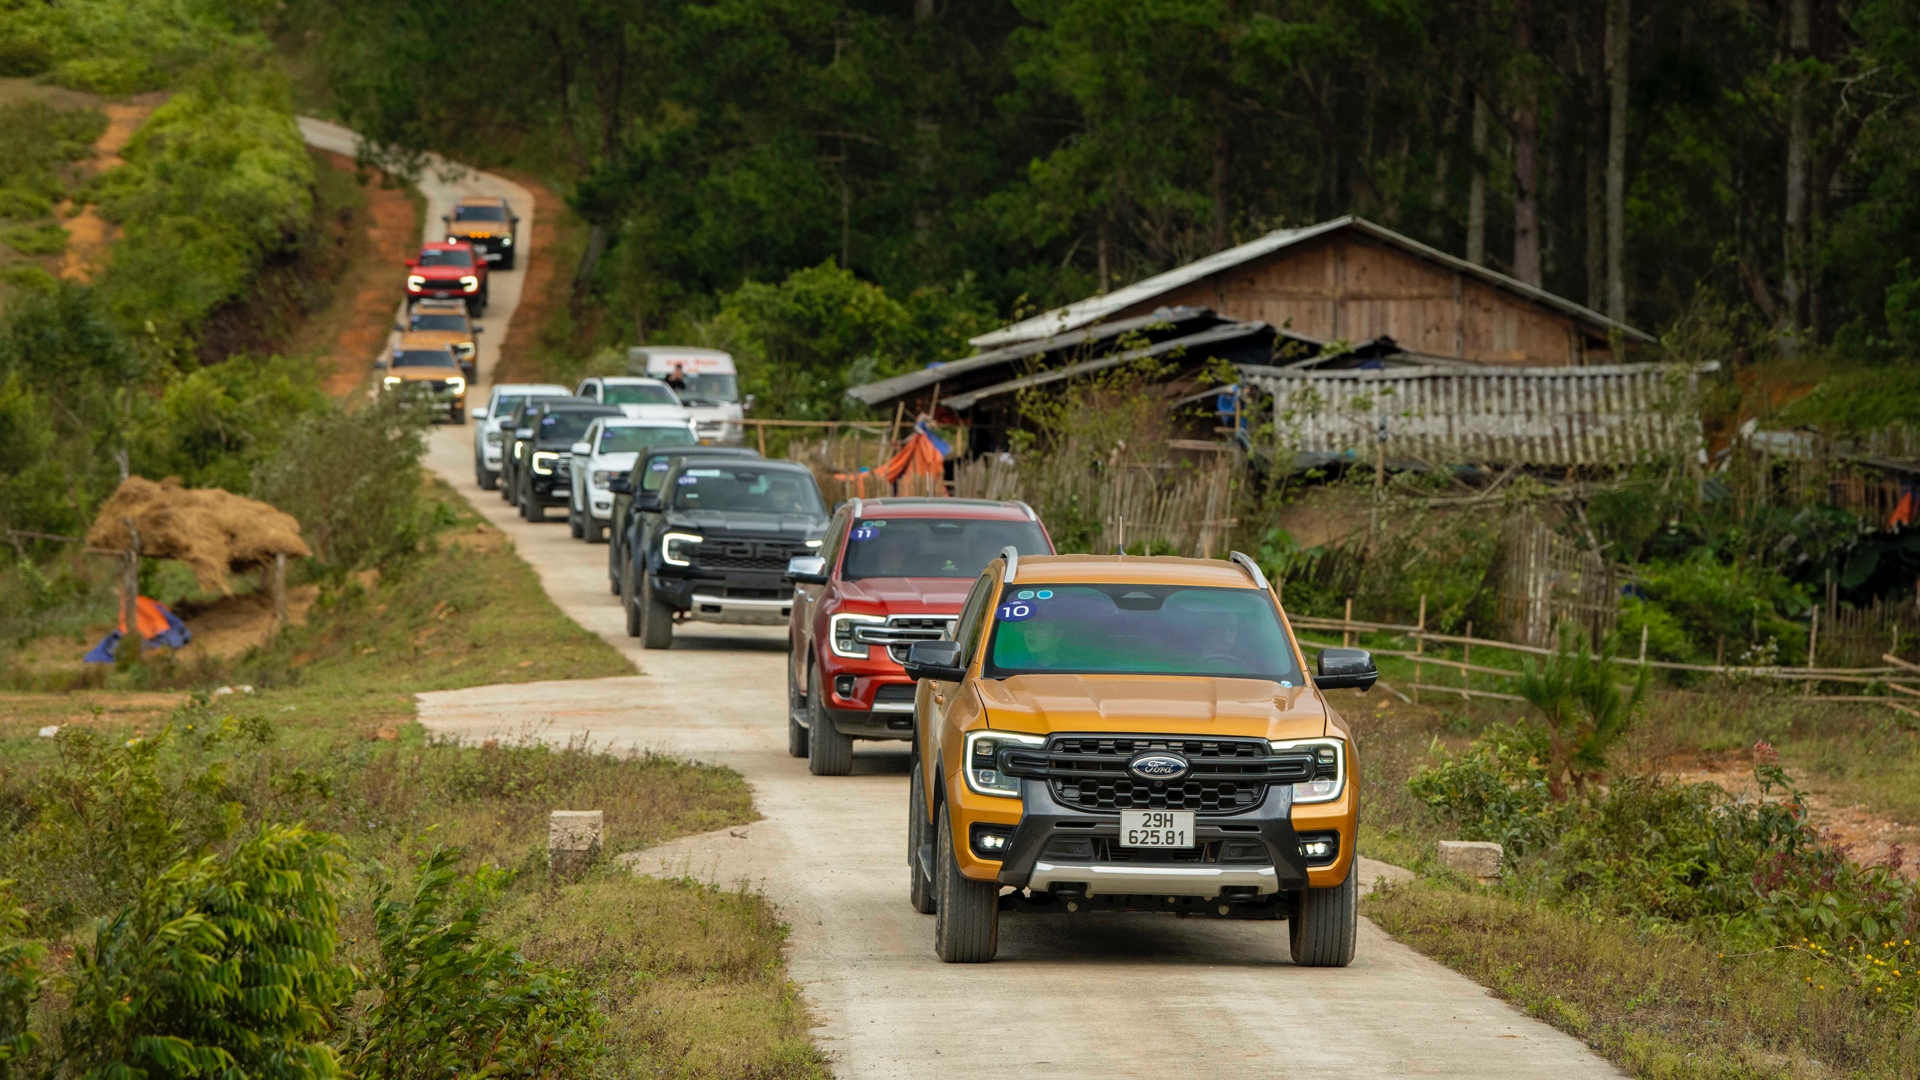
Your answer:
639;574;674;650
500;465;515;501
587;520;607;544
500;252;516;270
525;482;546;521
1289;865;1358;968
623;568;643;638
806;665;853;776
933;804;998;962
908;761;936;914
568;507;583;539
478;466;498;491
786;665;810;758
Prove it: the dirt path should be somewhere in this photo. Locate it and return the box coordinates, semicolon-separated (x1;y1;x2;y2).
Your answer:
301;121;1623;1079
61;94;166;281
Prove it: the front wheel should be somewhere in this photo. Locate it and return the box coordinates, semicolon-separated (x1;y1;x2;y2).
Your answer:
933;804;998;962
1289;866;1358;968
806;665;853;776
587;520;607;544
568;505;583;539
639;574;674;649
908;761;936;914
622;566;643;638
477;465;498;491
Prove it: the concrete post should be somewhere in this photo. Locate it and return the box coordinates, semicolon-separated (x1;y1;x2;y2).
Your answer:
549;810;604;878
1437;840;1503;885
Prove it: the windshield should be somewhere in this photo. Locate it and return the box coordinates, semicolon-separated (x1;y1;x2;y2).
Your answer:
600;426;695;453
454;204;507;222
393;349;457;369
417;248;473;268
656;371;737;403
603;384;679;406
840;518;1049;580
672;466;823;514
984;584;1300;682
408;313;468;332
538;412;598;442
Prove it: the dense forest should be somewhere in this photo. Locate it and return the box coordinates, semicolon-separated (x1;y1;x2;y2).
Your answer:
305;0;1920;366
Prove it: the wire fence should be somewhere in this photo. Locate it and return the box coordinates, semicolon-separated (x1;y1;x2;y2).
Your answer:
1287;602;1920;721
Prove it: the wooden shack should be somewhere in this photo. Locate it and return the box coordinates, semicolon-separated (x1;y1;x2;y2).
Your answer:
969;216;1653;366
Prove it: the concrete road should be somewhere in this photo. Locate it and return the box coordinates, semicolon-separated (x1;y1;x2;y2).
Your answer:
298;117;534;392
304;120;1622;1079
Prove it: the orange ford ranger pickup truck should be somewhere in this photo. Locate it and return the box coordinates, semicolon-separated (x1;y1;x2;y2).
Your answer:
901;550;1375;965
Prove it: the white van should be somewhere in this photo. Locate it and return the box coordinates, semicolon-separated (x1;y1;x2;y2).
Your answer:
627;346;746;445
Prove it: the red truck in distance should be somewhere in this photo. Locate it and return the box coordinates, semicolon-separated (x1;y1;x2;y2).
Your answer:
405;241;489;314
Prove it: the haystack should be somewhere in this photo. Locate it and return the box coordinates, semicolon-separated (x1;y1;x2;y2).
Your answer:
87;477;311;593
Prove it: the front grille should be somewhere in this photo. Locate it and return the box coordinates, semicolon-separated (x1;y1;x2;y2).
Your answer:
873;684;916;706
694;540;808;572
873;615;955;662
1001;736;1313;816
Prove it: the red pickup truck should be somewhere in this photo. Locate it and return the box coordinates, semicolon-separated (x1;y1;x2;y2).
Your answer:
784;498;1052;776
405;241;489;314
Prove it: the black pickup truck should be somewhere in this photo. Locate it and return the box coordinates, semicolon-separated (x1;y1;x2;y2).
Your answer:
609;446;762;604
624;456;828;648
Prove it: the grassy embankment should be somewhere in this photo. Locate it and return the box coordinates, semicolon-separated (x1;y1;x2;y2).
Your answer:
1337;632;1920;1080
1;481;827;1078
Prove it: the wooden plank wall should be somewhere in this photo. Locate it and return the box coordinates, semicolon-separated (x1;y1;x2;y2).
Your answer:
1125;234;1610;367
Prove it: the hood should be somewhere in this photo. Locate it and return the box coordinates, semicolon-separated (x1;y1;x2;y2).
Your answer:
393;368;460;383
590;451;639;470
618;403;691;421
837;577;973;611
975;674;1328;742
665;510;826;541
405;329;473;346
413;264;473;280
683;401;743;419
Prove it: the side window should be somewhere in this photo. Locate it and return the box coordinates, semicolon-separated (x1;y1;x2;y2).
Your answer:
950;572;997;665
817;508;851;575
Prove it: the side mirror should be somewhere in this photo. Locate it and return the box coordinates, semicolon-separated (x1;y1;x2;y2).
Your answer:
514;427;534;439
786;555;829;585
1314;648;1378;692
473;326;483;334
394;322;405;332
441;214;450;222
471;406;488;420
903;640;966;682
608;476;632;495
405;257;417;267
636;493;663;512
570;441;592;455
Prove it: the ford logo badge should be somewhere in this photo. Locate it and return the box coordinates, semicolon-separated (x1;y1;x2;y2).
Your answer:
1128;752;1190;783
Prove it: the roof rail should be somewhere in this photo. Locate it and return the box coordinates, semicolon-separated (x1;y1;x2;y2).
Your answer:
1228;551;1269;591
849;497;863;521
1001;546;1020;584
1015;501;1039;522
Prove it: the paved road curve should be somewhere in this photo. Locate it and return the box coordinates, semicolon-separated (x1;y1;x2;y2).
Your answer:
303;119;1623;1080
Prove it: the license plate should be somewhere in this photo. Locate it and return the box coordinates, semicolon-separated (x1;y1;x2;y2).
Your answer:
1120;810;1194;848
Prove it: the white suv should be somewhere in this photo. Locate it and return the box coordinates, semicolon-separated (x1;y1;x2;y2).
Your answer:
471;383;567;490
565;416;699;542
574;377;692;422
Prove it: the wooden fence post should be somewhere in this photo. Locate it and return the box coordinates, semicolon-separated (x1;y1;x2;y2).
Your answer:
1462;620;1474;715
118;518;142;664
272;553;288;634
1342;597;1353;648
1639;623;1649;665
1807;608;1819;696
1413;595;1426;705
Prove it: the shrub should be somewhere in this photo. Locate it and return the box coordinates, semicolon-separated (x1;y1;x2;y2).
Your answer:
1406;726;1562;857
1516;629;1649;801
59;826;347;1080
250;396;432;572
0;40;51;78
0;884;42;1080
344;847;601;1080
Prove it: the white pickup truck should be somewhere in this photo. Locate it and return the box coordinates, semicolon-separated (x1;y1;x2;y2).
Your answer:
627;346;747;445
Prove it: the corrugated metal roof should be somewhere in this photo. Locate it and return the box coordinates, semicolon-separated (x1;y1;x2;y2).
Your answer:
846;305;1226;407
1241;361;1713;466
945;321;1273;411
969;216;1657;350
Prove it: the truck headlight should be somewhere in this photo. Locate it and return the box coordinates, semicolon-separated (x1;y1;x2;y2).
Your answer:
531;451;558;475
446;235;459;244
382;376;402;389
485;431;502;446
1271;737;1346;804
965;730;1045;798
591;470;612;488
829;612;885;659
661;531;702;566
446;376;465;393
406;275;425;289
501;235;512;246
460;275;479;291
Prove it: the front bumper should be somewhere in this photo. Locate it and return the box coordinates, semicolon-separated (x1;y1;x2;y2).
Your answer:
991;780;1312;897
453;234;511;261
687;593;791;625
653;566;796;625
